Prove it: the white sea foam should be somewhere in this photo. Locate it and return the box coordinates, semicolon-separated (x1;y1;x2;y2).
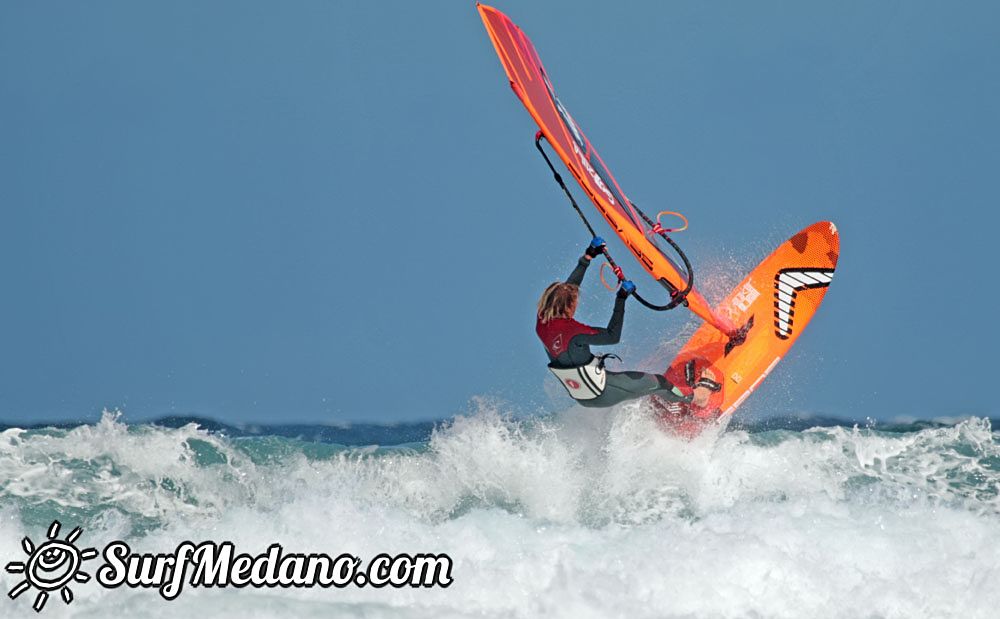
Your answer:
1;407;998;618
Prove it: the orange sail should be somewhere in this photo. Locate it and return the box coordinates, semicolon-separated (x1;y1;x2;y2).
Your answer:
478;4;733;334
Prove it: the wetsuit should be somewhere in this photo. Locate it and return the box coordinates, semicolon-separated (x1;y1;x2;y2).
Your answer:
536;256;688;408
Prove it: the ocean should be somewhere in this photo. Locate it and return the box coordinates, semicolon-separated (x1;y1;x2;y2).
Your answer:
2;402;998;618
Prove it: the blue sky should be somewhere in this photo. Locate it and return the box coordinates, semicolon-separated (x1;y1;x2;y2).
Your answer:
1;1;997;424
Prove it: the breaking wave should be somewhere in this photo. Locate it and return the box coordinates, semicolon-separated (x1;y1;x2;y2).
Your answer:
1;404;998;618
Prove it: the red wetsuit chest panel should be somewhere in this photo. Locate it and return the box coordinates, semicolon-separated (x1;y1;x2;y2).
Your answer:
535;317;598;359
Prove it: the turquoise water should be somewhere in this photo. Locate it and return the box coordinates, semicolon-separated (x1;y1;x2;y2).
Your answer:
2;404;999;618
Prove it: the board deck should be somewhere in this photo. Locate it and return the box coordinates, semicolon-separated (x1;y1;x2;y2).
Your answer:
655;221;840;436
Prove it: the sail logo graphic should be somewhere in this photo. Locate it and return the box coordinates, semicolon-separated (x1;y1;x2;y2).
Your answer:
571;142;616;206
553;95;584;148
5;520;98;612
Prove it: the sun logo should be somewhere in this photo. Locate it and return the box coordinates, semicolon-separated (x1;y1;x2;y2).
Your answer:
5;520;98;612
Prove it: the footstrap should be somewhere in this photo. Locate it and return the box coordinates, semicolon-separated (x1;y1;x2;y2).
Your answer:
684;359;697;387
694;377;722;392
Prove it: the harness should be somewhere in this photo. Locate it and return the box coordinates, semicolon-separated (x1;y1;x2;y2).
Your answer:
548;354;620;401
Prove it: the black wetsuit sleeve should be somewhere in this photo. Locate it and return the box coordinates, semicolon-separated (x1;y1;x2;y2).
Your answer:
573;295;626;347
566;256;591;286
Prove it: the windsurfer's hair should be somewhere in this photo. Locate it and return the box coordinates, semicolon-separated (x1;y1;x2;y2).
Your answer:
537;282;579;323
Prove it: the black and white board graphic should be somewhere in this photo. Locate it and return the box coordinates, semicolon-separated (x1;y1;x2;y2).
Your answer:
773;268;834;339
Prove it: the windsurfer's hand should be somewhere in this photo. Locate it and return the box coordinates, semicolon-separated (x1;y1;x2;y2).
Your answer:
617;279;635;299
585;236;606;259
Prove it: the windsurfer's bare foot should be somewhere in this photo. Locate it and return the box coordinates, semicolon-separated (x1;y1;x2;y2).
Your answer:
691;368;717;408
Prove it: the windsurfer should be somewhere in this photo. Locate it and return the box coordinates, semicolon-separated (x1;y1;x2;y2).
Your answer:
536;237;717;408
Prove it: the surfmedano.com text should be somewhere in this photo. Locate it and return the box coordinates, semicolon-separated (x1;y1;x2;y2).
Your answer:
97;541;453;600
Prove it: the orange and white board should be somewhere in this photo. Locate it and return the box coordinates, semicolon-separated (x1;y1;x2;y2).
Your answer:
656;221;840;435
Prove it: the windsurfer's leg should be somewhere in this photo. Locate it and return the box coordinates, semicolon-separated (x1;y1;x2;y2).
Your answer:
578;371;688;408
